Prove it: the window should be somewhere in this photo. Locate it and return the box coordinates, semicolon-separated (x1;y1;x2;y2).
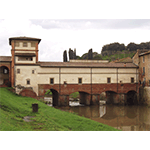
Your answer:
149;80;150;85
50;78;54;84
107;77;111;83
131;77;134;83
25;57;33;61
26;79;30;85
32;70;34;74
17;69;20;74
23;42;27;47
3;68;8;74
78;78;82;84
31;42;36;47
15;42;19;47
143;56;145;63
142;67;145;75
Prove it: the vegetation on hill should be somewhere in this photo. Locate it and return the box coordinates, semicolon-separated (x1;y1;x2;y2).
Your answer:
0;88;118;131
65;41;149;62
77;50;135;62
101;41;150;56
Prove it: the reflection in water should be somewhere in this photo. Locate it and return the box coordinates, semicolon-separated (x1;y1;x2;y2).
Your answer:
54;103;150;131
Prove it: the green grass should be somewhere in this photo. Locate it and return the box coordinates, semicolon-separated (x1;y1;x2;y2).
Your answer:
0;88;118;131
69;92;79;99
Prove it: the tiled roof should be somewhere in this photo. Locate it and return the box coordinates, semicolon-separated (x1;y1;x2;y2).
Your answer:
0;56;11;62
139;50;150;56
15;53;36;57
9;36;41;45
37;61;138;68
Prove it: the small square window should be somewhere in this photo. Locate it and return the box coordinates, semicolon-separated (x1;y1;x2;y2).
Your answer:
31;42;36;47
78;78;82;84
27;79;30;85
23;42;27;47
17;69;20;74
32;70;34;74
15;42;19;47
50;78;54;84
107;77;111;83
131;77;134;83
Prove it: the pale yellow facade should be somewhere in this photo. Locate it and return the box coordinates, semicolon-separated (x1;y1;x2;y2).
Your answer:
13;40;36;50
15;65;138;95
15;56;36;64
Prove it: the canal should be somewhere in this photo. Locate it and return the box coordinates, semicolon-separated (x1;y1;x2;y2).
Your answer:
54;102;150;131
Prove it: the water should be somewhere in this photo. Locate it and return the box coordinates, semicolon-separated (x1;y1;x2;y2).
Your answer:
54;102;150;131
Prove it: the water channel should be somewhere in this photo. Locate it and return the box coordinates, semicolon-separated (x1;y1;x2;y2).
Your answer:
53;101;150;131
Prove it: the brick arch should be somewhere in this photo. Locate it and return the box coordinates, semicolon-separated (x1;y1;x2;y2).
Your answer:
126;90;138;105
0;64;10;69
19;89;37;98
50;88;59;106
126;90;137;94
0;65;11;87
101;90;117;94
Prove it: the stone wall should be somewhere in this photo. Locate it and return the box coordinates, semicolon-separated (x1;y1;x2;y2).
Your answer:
139;86;150;105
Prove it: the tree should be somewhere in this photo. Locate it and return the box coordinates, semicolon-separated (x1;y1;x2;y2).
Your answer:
63;50;68;62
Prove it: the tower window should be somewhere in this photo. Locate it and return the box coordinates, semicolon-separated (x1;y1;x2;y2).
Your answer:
78;78;82;84
107;77;111;83
31;42;36;47
15;42;19;47
50;78;54;84
17;69;20;74
143;56;145;63
23;42;27;47
131;77;134;83
26;79;30;85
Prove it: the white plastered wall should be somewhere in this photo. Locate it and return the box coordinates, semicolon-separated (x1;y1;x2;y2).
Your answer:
15;65;138;96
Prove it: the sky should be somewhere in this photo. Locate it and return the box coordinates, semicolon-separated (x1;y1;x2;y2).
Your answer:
0;19;150;62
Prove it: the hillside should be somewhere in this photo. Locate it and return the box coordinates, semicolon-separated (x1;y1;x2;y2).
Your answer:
77;50;135;62
0;88;118;131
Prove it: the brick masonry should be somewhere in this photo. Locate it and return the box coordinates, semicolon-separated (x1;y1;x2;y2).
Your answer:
19;89;37;98
0;63;11;87
37;83;139;106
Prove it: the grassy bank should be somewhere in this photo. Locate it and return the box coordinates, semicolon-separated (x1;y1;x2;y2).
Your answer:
0;88;118;131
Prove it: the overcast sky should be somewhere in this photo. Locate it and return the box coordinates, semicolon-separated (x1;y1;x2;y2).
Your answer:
0;19;150;61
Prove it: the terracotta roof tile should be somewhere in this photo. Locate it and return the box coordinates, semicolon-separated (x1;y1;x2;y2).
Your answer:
15;53;36;57
9;36;41;45
37;61;138;68
139;50;150;56
0;56;11;62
